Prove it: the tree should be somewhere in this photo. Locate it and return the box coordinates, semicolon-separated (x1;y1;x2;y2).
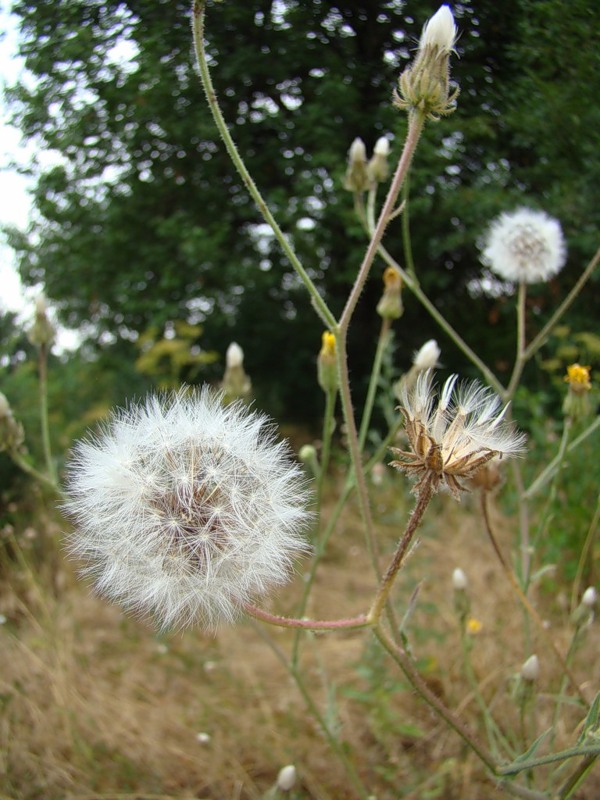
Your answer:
5;0;599;420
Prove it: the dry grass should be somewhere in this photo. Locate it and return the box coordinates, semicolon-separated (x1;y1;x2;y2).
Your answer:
1;479;598;800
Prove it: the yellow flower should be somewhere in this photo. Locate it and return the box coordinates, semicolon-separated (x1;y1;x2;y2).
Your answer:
564;363;591;394
320;331;336;359
466;617;483;635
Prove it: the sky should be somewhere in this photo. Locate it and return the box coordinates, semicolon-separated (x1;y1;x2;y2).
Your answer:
0;1;33;315
0;2;81;348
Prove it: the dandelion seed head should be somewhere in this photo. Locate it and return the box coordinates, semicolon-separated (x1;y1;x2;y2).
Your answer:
390;371;526;499
63;388;313;631
481;208;566;284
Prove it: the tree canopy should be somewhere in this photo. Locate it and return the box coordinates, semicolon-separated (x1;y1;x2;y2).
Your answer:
5;0;599;420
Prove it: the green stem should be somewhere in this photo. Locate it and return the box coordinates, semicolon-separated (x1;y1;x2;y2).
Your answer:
191;1;336;330
459;625;514;760
369;240;504;396
525;416;600;500
9;448;63;497
339;111;425;334
505;281;527;403
401;174;417;281
523;245;600;361
570;493;600;613
38;343;57;483
357;318;391;452
317;387;337;509
253;622;372;799
497;745;600;776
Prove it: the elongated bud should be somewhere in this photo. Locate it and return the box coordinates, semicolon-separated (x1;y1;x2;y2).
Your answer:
376;266;403;320
413;339;440;371
28;294;56;349
520;654;540;682
317;331;338;393
276;764;297;792
452;567;470;622
394;5;459;120
572;585;596;628
563;363;592;419
343;137;369;193
452;567;467;591
582;586;597;608
221;341;251;401
367;136;391;184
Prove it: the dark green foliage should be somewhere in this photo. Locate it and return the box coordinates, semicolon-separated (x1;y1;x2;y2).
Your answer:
5;0;599;420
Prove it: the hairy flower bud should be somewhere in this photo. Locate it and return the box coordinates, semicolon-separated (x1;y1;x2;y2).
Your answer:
376;267;403;320
27;294;56;349
317;331;338;393
343;137;369;193
563;363;592;419
367;136;391;184
394;5;459;120
222;341;252;401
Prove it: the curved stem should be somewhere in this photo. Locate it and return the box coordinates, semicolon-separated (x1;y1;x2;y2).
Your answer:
525;416;600;499
479;490;587;704
358;318;391;452
339;110;425;335
374;623;497;774
244;602;370;631
191;1;336;330
317;387;337;508
523;245;600;361
371;240;504;395
9;448;63;498
368;476;435;623
570;493;600;613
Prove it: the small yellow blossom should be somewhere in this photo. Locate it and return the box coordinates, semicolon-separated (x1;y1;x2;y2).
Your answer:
318;331;338;393
564;363;591;393
466;617;483;635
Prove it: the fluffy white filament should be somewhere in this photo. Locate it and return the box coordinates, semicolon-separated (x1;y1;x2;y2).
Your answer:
481;208;566;284
64;388;312;631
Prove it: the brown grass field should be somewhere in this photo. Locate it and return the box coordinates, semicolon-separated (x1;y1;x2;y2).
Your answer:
1;477;598;800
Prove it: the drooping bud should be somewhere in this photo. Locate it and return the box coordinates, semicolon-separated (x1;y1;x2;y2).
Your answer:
317;331;338;394
343;137;369;193
376;266;403;320
221;341;252;401
394;5;459;120
367;136;391;184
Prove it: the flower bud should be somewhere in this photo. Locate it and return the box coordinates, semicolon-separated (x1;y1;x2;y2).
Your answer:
317;331;338;393
27;294;56;349
452;567;468;591
394;5;459;120
520;654;540;682
276;764;297;792
343;137;369;193
563;364;592;420
376;267;403;320
367;136;391;184
582;586;597;608
221;342;252;401
413;339;440;371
